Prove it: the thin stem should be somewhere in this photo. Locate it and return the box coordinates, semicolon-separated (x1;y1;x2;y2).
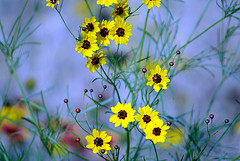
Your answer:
99;5;103;22
84;0;94;17
126;128;130;161
56;9;77;40
151;140;159;161
126;4;143;20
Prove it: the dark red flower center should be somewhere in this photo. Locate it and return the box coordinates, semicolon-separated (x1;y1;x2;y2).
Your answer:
50;0;57;4
142;115;151;123
82;40;90;49
91;57;100;65
86;23;94;31
94;137;103;147
152;73;162;84
152;127;161;136
100;27;109;37
118;110;127;119
116;7;124;15
116;28;125;37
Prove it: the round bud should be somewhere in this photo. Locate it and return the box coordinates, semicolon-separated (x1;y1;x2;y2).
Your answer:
167;121;172;126
84;89;88;93
205;119;210;124
209;114;214;119
224;119;229;124
76;108;81;113
64;99;68;103
75;137;80;142
142;68;147;73
101;149;105;154
114;145;119;150
98;94;103;98
103;85;107;89
90;89;93;92
176;50;181;55
169;62;174;66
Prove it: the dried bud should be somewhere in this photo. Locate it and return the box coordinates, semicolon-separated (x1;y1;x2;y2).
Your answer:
64;99;68;103
103;85;107;89
209;114;214;119
90;89;93;92
142;68;147;73
98;94;103;98
84;89;88;93
75;137;80;142
205;119;210;124
224;119;229;124
167;121;172;126
76;108;81;113
176;50;181;55
114;145;119;149
169;62;174;66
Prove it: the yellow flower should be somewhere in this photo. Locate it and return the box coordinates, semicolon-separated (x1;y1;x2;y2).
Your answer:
85;51;106;74
135;105;160;130
75;33;99;58
142;0;161;9
159;127;184;149
85;129;112;154
0;106;26;122
97;20;115;46
81;17;100;36
96;0;118;7
144;120;170;144
146;65;170;92
46;0;60;8
109;102;136;128
109;18;132;45
110;0;129;20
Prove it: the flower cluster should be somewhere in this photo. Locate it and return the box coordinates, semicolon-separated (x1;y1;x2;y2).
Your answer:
109;103;169;144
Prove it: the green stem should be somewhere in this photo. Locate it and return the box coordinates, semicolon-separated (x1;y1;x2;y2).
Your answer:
56;9;77;40
126;128;130;161
151;140;159;161
99;5;102;22
84;0;94;17
126;4;143;20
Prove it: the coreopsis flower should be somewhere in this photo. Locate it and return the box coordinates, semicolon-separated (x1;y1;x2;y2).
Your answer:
81;17;100;36
109;18;132;45
85;51;106;74
142;0;161;9
109;102;136;128
135;105;161;130
144;119;169;144
146;65;170;92
110;0;129;20
96;0;118;7
46;0;60;8
75;33;99;58
97;20;115;46
85;129;112;154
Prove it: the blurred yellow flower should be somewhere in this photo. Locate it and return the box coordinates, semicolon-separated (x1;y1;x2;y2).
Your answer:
85;129;112;154
96;0;118;7
142;0;161;9
97;20;115;46
110;0;129;20
46;0;60;8
109;102;136;128
109;18;132;45
146;65;170;92
81;17;100;37
85;51;106;74
144;119;169;144
75;33;99;58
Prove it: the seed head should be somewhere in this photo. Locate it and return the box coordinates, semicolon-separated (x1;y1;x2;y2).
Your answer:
114;145;119;149
103;85;107;89
101;149;105;154
169;62;174;66
98;94;103;98
224;119;229;124
64;99;68;103
75;137;80;142
142;68;147;73
76;108;81;113
176;50;181;55
167;121;172;126
84;89;88;93
205;119;210;124
209;114;214;119
90;89;93;92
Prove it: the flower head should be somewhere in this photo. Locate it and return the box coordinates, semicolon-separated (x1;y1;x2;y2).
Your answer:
146;65;170;92
110;0;129;20
85;51;106;73
97;20;115;46
144;119;170;144
96;0;118;7
75;33;99;58
46;0;60;8
85;129;112;154
109;102;136;128
81;17;100;36
142;0;161;9
135;105;160;130
109;18;132;45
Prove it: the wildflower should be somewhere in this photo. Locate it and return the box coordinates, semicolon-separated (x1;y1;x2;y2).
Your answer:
75;33;99;58
109;102;136;128
144;119;169;144
96;0;118;7
146;65;170;92
135;105;161;130
109;18;132;45
110;0;129;20
46;0;60;8
85;129;112;154
97;20;115;46
85;51;106;73
81;17;100;36
142;0;161;10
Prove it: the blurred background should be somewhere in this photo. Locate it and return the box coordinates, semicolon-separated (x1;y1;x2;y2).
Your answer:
0;0;240;160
